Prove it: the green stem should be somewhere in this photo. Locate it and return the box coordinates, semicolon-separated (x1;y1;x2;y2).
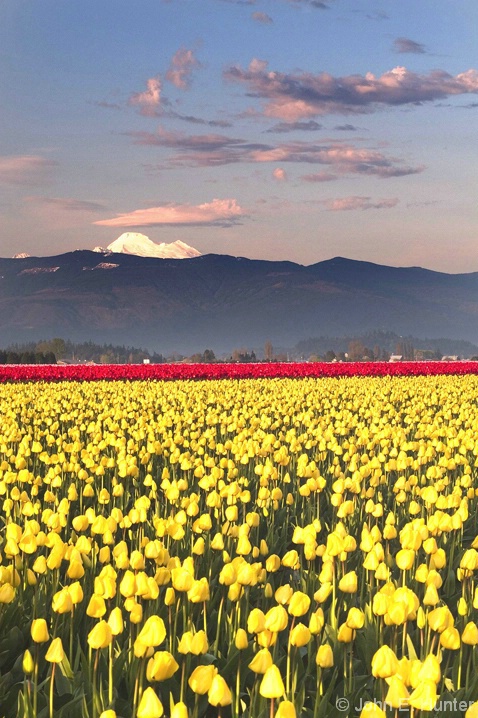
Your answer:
49;664;56;718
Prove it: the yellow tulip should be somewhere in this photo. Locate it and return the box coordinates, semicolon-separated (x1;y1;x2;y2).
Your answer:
31;618;49;643
338;571;358;593
371;645;399;679
289;623;311;647
188;665;218;694
259;665;285;699
136;616;166;648
137;687;164;718
288;591;310;617
275;700;297;718
408;680;437;711
440;626;460;650
208;674;232;706
346;607;365;630
235;628;249;650
462;621;478;645
45;637;65;663
249;648;273;674
146;651;179;681
170;703;188;718
87;621;113;650
359;703;386;718
22;649;34;674
264;605;288;633
316;644;334;668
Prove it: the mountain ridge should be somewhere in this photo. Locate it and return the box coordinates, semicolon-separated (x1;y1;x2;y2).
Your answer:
1;251;478;353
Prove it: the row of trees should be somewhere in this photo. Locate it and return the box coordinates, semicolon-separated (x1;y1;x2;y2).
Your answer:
0;350;57;365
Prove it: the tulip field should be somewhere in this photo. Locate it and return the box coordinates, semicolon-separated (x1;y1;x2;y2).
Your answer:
1;367;478;717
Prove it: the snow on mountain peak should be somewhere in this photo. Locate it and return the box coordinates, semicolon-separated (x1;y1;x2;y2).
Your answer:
13;252;31;259
106;232;201;259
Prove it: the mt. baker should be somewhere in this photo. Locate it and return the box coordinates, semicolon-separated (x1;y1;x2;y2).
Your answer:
94;233;201;260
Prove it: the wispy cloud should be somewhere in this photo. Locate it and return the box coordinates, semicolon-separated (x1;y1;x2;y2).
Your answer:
27;196;106;213
129;126;424;178
128;76;162;116
393;37;426;54
94;198;244;228
166;48;200;90
169;111;232;128
266;120;323;133
322;196;399;211
301;171;337;182
285;0;332;8
225;60;478;119
0;155;57;185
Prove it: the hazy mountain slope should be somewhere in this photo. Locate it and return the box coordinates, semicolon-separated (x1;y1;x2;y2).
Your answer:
1;252;477;353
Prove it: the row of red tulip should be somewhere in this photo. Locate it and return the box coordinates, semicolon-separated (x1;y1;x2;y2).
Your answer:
1;360;478;382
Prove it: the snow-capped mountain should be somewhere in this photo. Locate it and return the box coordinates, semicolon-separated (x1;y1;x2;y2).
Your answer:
12;252;32;259
104;233;201;259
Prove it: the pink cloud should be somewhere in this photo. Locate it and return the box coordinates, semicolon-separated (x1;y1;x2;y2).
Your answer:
94;198;244;228
273;167;287;181
166;48;200;90
128;76;162;116
0;155;57;185
129;126;423;177
323;196;399;211
252;12;273;24
225;60;478;118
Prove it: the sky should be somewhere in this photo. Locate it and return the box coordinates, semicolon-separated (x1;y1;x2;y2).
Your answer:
1;0;477;272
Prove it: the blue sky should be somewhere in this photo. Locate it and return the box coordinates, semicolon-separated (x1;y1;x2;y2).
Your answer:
1;0;477;271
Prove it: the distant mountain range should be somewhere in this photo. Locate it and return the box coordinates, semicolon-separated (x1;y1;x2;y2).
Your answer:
1;250;478;354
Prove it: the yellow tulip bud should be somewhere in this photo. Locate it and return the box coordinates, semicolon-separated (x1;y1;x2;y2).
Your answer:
45;637;65;663
23;649;34;674
288;591;310;617
346;607;365;630
316;644;334;668
31;618;49;643
188;665;218;694
88;620;113;650
338;571;357;593
309;608;324;635
371;645;399;679
248;648;273;674
264;605;289;633
440;626;460;650
428;606;454;633
408;680;437;712
137;687;164;718
274;584;293;605
170;702;188;718
208;674;232;707
275;700;297;718
462;621;478;646
289;623;311;647
337;623;354;643
417;654;441;684
146;651;179;681
396;549;415;571
259;665;285;699
359;702;386;718
136;616;166;648
235;628;248;650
